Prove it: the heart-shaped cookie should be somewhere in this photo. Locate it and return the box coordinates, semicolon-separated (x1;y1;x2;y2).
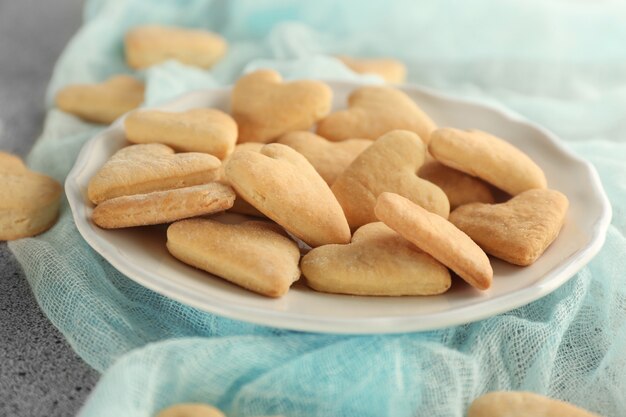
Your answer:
375;192;493;290
0;152;62;240
301;222;451;296
92;182;235;229
336;55;407;84
277;131;371;185
125;25;227;70
231;69;332;143
217;143;266;217
449;189;569;266
316;85;436;142
87;144;221;204
418;160;495;209
55;75;145;124
429;128;547;196
331;130;449;230
125;108;237;159
167;218;300;297
224;143;350;247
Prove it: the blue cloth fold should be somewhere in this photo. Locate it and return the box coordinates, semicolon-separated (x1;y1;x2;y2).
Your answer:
9;0;626;415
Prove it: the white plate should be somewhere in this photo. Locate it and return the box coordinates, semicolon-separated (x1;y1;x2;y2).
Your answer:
65;81;612;334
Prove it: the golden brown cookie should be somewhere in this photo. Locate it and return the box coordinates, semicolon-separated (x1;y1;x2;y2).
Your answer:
167;219;300;297
124;109;237;159
125;25;227;69
231;69;332;143
92;183;235;229
449;189;568;266
0;152;62;240
316;85;436;143
0;152;26;171
331;130;449;230
468;391;601;417
336;55;407;83
87;144;221;204
217;143;266;217
429;128;547;196
224;143;351;247
156;403;225;417
418;160;495;209
375;192;492;290
55;75;144;124
277;131;371;185
301;222;451;296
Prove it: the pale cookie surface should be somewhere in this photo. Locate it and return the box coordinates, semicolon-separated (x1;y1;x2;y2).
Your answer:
332;130;450;230
156;403;225;417
449;189;569;266
217;143;265;217
316;85;436;143
336;55;407;83
231;69;332;143
277;131;371;185
88;144;221;204
0;152;27;171
167;219;300;297
225;143;351;247
468;391;601;417
375;192;493;290
418;160;495;209
125;25;227;69
55;75;144;124
302;222;451;296
125;108;237;159
429;128;547;196
0;152;62;240
92;182;235;229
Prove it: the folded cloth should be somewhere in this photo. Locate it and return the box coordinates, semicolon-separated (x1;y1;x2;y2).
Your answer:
9;0;626;416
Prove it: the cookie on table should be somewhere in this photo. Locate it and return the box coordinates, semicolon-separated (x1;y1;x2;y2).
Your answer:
55;75;144;124
336;55;407;83
302;222;451;296
449;189;569;266
125;108;237;160
0;152;62;240
167;219;300;297
231;69;332;143
429;128;547;196
125;25;227;69
331;130;449;230
316;85;436;143
92;183;235;229
225;143;350;247
87;144;221;205
277;131;371;185
375;192;492;290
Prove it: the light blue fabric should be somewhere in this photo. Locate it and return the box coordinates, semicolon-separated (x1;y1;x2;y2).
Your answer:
8;0;626;416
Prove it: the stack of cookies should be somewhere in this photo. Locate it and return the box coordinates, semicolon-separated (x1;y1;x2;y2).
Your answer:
85;68;569;299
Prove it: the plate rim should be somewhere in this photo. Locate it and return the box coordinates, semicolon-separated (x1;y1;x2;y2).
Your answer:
65;80;613;334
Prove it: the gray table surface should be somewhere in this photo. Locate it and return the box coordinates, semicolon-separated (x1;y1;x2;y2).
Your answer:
0;1;100;416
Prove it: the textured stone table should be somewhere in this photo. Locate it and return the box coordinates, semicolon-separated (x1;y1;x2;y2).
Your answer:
0;1;100;416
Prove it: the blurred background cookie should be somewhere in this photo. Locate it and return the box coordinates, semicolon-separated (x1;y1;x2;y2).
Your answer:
0;152;62;240
125;25;227;69
55;75;144;124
